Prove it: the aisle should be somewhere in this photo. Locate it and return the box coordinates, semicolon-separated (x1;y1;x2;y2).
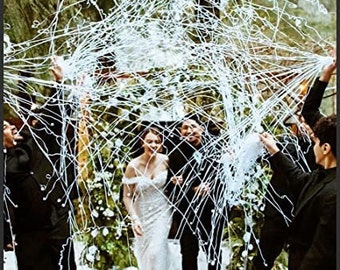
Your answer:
3;240;229;269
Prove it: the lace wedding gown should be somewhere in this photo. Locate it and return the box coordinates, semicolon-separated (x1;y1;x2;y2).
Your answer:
123;170;172;270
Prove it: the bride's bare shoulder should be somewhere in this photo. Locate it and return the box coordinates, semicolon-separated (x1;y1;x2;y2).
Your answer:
125;158;142;177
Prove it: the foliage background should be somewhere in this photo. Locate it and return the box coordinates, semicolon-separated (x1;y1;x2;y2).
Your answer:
3;0;336;269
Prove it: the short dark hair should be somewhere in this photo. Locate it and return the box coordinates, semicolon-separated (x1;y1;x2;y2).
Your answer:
180;112;203;126
313;115;336;157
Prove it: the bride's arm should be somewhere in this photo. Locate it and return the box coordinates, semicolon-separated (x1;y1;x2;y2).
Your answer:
122;164;144;236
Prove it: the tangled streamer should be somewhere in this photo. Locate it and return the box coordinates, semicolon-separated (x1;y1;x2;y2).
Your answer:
3;0;335;269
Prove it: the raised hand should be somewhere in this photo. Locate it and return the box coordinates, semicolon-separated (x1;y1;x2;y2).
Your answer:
258;132;280;155
49;55;64;82
320;46;336;82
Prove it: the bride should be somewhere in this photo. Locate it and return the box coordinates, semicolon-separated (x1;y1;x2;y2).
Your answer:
122;127;172;270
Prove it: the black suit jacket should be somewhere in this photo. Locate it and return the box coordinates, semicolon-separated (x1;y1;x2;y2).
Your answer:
269;152;336;270
264;135;318;218
301;79;328;128
176;138;226;230
5;84;79;238
166;137;197;204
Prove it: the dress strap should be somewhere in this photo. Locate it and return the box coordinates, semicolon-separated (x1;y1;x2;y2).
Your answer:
122;176;140;184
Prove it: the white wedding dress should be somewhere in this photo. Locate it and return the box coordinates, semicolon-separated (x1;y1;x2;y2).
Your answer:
122;170;172;270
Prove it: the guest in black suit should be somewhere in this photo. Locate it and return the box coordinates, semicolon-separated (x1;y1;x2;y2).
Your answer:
252;47;336;269
252;132;318;269
259;114;336;270
3;60;80;270
167;115;226;270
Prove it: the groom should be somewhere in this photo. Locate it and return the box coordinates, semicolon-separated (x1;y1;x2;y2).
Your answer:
167;114;226;270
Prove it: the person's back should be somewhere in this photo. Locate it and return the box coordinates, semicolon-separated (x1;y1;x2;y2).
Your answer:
259;115;336;270
4;120;78;269
252;133;318;270
288;167;336;270
3;63;78;270
5;127;54;233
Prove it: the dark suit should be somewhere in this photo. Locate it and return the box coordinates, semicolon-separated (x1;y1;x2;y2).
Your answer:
253;78;327;270
301;78;328;128
4;84;79;270
269;152;336;270
252;136;317;269
167;137;226;270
